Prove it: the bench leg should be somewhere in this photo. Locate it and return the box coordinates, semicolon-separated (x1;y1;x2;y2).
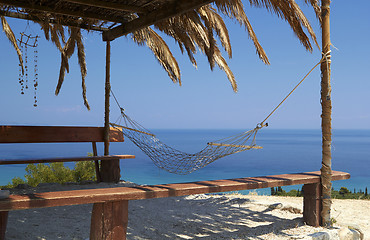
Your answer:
303;183;322;227
0;211;8;240
90;200;129;240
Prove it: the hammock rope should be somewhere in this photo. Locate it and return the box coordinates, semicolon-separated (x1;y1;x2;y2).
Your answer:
110;53;329;174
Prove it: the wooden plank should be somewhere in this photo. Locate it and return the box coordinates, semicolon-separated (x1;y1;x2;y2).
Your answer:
0;155;135;165
90;201;129;240
0;126;123;143
0;211;8;240
0;171;350;211
90;202;104;239
303;183;322;227
92;142;102;183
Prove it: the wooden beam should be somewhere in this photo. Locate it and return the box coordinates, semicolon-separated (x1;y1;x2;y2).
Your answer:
65;0;146;13
303;183;322;227
90;201;129;240
0;171;350;211
0;0;125;23
0;211;8;240
0;126;124;143
0;155;135;165
102;0;215;41
0;10;108;32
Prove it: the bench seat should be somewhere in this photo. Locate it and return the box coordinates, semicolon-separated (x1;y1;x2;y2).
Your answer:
0;170;350;239
0;170;349;211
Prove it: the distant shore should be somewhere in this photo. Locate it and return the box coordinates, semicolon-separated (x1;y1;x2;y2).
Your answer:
4;181;369;240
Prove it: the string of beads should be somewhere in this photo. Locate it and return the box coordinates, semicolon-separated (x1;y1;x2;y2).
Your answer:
17;32;39;107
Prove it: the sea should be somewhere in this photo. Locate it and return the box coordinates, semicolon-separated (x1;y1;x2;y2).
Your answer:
0;129;369;195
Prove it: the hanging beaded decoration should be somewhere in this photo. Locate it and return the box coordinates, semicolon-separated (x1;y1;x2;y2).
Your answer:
18;33;39;107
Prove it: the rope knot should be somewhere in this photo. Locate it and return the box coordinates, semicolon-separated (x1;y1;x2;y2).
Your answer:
256;122;268;129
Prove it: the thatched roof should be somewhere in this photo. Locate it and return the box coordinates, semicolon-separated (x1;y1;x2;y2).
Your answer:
0;0;221;39
0;0;321;109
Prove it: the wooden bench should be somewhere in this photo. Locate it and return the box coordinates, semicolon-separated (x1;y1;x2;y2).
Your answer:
0;125;136;239
0;126;135;180
0;170;350;240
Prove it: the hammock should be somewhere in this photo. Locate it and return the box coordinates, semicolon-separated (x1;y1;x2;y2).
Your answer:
111;54;327;174
111;111;265;174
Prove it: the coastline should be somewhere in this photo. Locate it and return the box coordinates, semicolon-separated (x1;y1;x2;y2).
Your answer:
4;181;368;240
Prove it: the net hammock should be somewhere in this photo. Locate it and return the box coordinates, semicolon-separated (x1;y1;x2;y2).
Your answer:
111;53;328;175
111;112;266;174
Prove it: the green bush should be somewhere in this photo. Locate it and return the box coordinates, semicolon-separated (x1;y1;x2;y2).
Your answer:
4;158;97;188
7;177;26;187
271;186;369;200
73;161;97;183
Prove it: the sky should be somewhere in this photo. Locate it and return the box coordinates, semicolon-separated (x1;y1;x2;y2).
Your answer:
0;1;369;130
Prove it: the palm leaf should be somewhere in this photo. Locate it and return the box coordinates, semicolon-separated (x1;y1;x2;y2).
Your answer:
132;27;181;85
55;27;78;95
1;16;24;74
76;28;90;110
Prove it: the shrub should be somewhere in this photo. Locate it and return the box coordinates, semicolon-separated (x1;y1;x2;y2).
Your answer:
6;177;26;188
5;156;97;188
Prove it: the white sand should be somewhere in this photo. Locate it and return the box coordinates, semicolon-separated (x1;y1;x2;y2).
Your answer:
4;182;369;240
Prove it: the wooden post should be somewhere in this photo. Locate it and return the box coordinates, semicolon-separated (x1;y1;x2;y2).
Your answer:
100;41;120;182
303;183;322;227
320;0;332;227
90;201;129;240
92;142;102;182
0;211;8;240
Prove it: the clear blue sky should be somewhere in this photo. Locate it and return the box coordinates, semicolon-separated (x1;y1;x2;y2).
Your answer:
0;1;369;129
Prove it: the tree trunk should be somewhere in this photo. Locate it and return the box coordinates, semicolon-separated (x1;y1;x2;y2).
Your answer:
100;41;121;182
320;0;332;227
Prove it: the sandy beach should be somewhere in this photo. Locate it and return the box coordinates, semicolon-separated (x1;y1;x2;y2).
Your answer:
4;182;369;240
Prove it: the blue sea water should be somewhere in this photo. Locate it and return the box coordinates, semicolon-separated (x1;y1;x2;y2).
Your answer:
0;129;369;195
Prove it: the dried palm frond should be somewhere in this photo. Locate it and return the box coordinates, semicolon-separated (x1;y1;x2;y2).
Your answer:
76;28;90;110
38;22;89;108
241;0;319;51
198;6;231;58
303;0;321;22
55;27;78;95
50;24;64;52
214;0;269;64
1;16;24;74
214;47;237;92
287;0;319;49
132;27;181;85
39;18;50;41
154;7;237;91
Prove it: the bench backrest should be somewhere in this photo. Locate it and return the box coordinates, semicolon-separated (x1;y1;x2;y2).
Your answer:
0;126;124;143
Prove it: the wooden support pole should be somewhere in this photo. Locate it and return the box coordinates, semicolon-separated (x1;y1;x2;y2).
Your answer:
0;211;8;240
100;41;120;182
90;201;129;240
320;0;332;227
104;41;111;157
92;142;102;183
303;183;322;227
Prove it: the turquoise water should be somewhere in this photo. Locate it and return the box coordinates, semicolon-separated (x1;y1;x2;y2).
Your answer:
0;129;369;195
